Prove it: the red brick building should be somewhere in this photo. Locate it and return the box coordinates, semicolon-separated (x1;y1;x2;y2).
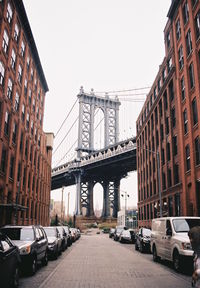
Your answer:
0;0;53;226
136;0;200;227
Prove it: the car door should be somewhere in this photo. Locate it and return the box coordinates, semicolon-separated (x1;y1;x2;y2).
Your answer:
0;235;17;288
164;220;173;260
38;227;47;259
35;227;43;261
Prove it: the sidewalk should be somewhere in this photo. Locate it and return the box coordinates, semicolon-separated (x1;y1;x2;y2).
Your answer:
39;233;191;288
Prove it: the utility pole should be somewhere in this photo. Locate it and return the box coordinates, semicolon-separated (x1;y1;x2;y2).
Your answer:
67;192;70;219
61;186;64;224
121;191;129;227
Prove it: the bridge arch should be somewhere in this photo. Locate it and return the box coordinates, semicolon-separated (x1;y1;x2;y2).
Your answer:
93;182;104;218
94;107;105;150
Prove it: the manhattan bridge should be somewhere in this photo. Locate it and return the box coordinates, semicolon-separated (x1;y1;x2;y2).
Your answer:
51;86;148;219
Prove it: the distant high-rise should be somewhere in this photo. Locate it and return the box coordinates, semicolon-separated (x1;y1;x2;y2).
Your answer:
0;0;53;226
136;0;200;227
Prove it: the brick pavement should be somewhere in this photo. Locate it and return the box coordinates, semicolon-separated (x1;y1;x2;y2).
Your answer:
38;233;191;288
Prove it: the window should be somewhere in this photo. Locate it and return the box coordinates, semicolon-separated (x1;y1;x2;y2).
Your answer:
186;29;192;56
21;40;25;57
34;78;37;91
33;98;35;112
171;107;176;128
160;124;164;142
18;64;22;84
26;113;30;129
15;92;20;111
174;164;179;184
39;114;42;126
192;97;198;125
28;89;32;105
157;78;161;92
31;68;33;80
24;79;27;97
154;87;157;99
167;142;171;161
189;62;195;89
12;122;17;143
14;23;19;42
173;135;178;156
183;109;188;134
182;1;189;25
20;133;23;152
176;19;181;40
178;45;184;70
21;104;25;122
155;107;158;124
36;106;39;119
1;148;7;173
159;100;163;117
169;80;174;101
167;57;172;72
166;117;169;135
186;145;191;171
168;168;172;188
162;68;166;83
11;49;16;70
195;136;200;165
27;56;30;71
6;2;13;23
195;10;200;40
9;156;14;179
0;61;5;85
181;76;185;100
161;148;165;165
7;78;13;100
2;30;9;54
31;120;33;135
166;32;170;49
4;111;10;135
164;91;168;110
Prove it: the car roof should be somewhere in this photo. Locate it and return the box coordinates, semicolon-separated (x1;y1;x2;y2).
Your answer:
2;225;34;229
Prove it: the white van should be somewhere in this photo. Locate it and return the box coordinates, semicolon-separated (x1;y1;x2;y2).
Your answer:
150;216;200;271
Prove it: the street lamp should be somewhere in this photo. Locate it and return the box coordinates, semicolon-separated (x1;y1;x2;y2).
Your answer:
121;191;129;227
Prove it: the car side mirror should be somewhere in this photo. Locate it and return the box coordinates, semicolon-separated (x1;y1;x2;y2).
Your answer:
63;232;66;236
36;237;40;242
58;233;61;238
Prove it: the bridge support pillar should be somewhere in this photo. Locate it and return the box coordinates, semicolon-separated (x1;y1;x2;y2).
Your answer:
102;181;110;218
112;179;121;218
75;173;81;215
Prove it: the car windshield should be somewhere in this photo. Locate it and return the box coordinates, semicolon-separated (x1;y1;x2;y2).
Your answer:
1;228;34;241
172;219;200;233
143;228;151;236
117;228;124;233
44;228;56;237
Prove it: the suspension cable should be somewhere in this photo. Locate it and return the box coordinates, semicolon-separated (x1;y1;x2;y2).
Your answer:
53;116;79;155
53;139;78;167
95;86;150;94
54;98;78;138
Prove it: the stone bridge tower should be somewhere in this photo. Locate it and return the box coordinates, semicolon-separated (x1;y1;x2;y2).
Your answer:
74;87;121;218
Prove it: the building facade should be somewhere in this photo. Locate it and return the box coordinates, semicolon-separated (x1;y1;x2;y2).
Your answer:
0;0;53;226
136;0;200;227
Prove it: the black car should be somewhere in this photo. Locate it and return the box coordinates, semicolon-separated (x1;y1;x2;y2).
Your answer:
0;232;21;288
43;227;62;259
135;227;151;253
57;226;68;251
1;225;48;275
63;225;72;247
113;226;125;241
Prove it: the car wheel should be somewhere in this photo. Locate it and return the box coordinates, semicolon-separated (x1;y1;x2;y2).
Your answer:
42;251;48;266
152;245;159;262
54;246;58;260
12;265;19;287
135;243;138;251
30;257;37;275
173;250;181;272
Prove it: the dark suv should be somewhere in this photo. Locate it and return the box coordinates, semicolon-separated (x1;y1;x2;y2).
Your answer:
135;227;151;253
0;225;48;275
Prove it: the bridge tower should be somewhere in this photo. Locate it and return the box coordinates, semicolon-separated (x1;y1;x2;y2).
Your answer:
75;87;121;218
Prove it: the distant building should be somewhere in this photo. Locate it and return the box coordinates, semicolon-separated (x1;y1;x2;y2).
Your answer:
0;0;53;226
117;208;138;229
50;200;66;220
136;0;200;227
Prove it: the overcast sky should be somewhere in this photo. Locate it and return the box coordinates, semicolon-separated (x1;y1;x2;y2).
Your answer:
23;0;171;215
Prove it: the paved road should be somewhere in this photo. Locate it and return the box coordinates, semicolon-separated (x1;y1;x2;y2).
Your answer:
20;232;192;288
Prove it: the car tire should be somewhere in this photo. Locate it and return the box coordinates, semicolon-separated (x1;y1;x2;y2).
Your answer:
12;265;19;287
173;250;181;272
54;247;58;260
152;245;159;262
135;243;138;251
42;251;48;266
30;256;37;275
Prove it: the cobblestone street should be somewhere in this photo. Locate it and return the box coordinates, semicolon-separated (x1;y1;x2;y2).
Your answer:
20;232;191;288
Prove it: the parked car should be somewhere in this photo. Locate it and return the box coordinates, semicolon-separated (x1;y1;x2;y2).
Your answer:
43;227;62;259
113;226;125;241
56;226;68;251
109;228;115;238
151;217;200;271
0;225;48;275
63;225;72;247
135;227;151;253
70;228;78;242
0;232;21;287
119;229;132;243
